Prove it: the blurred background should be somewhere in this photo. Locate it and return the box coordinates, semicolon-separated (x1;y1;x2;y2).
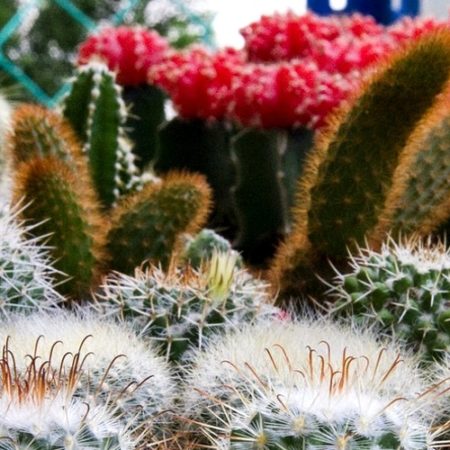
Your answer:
0;0;448;105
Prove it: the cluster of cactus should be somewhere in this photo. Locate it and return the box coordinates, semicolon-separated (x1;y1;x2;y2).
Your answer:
0;204;63;317
327;237;450;361
97;250;278;361
270;31;450;301
183;320;442;449
0;311;175;448
7;61;211;299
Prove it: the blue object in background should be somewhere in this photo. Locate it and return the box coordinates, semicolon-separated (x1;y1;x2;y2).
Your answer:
307;0;420;24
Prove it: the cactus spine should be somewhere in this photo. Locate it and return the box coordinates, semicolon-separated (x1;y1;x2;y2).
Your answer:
271;31;450;299
13;157;105;298
62;62;141;208
106;172;212;274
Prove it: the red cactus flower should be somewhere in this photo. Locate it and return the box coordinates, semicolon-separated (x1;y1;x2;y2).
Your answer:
78;26;170;86
149;46;245;120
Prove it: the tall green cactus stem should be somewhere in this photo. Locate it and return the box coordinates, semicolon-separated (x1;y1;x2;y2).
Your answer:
271;32;450;299
62;62;141;208
156;118;236;235
13;157;105;298
9;104;84;167
106;172;212;274
232;128;290;265
123;84;166;169
373;93;450;242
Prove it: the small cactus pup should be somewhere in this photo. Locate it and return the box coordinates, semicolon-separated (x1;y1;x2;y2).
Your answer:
181;228;242;269
78;26;170;168
106;171;212;274
0;311;176;445
184;320;439;450
0;203;63;317
327;236;450;362
61;62;142;209
271;30;450;300
13;157;105;299
97;250;279;362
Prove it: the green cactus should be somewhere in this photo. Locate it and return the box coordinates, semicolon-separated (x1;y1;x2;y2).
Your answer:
13;157;105;298
106;171;212;274
181;228;242;269
271;31;450;299
327;237;450;361
155;117;236;234
123;84;166;169
62;62;141;208
97;251;277;362
9;104;84;166
372;92;450;242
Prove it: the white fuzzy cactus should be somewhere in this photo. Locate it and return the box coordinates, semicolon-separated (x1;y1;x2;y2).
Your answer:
0;203;63;317
184;320;441;450
96;250;279;361
0;311;176;446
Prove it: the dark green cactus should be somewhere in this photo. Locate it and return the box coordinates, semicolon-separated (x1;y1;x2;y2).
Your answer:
156;117;236;235
123;84;166;169
62;62;141;208
106;171;212;274
328;237;450;361
13;157;105;298
271;31;450;300
232;128;290;265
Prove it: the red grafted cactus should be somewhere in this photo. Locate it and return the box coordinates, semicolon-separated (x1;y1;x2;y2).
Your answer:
78;26;170;85
229;61;357;129
149;46;245;121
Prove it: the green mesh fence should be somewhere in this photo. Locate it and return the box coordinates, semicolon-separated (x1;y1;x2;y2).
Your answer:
0;0;213;107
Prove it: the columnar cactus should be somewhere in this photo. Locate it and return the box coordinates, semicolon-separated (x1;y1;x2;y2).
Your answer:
97;250;278;361
0;204;63;317
62;62;142;208
184;320;438;449
327;236;450;361
271;31;450;299
0;311;176;443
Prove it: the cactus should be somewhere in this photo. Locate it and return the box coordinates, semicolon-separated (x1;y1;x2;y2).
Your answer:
9;103;84;167
96;251;278;362
271;31;450;299
0;204;63;317
184;320;438;449
62;62;141;208
12;157;105;298
0;311;176;442
155;117;236;234
181;228;242;269
327;236;450;361
106;171;212;274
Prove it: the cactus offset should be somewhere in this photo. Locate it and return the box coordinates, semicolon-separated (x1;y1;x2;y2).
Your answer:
97;251;277;362
62;62;141;208
106;172;212;274
13;157;105;298
271;31;450;299
327;236;450;361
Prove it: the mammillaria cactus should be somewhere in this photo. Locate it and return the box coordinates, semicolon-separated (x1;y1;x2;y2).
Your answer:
0;204;63;317
184;320;439;449
0;311;176;445
327;237;450;361
97;250;278;362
